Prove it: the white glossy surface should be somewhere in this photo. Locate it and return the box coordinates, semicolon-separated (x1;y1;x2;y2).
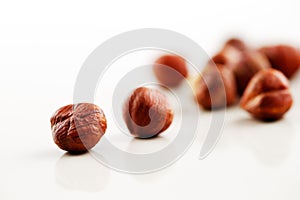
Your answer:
1;0;300;199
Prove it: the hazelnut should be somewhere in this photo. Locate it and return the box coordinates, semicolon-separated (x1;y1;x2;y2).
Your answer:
224;38;248;51
50;103;107;153
233;50;271;95
211;39;271;95
240;69;293;121
123;87;173;138
153;54;188;87
195;64;237;110
259;45;300;78
212;38;247;70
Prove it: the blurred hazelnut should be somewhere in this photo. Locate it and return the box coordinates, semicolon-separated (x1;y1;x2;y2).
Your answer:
123;87;173;138
212;38;247;70
195;64;237;110
153;54;188;87
240;69;293;121
233;50;271;95
224;38;247;51
211;39;271;95
259;45;300;78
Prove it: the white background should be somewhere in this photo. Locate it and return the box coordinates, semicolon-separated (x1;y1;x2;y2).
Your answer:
1;0;300;199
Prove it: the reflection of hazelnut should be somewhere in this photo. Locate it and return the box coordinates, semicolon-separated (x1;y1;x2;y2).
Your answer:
234;50;271;95
240;69;293;121
153;55;188;87
123;87;174;138
195;64;237;110
259;45;300;78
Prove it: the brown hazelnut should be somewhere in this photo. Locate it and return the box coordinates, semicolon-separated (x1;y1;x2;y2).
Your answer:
123;87;173;138
259;45;300;78
195;64;237;110
224;38;248;51
50;103;107;153
233;50;271;95
211;39;271;96
212;38;247;70
240;69;293;121
153;54;188;87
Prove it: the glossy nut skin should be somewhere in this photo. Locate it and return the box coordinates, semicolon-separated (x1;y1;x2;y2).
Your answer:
233;50;271;95
195;64;237;110
240;69;293;121
259;45;300;78
50;103;107;153
123;87;173;138
153;55;188;87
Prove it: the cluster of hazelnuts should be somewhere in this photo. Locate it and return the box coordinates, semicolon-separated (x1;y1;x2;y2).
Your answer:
195;38;297;118
50;38;299;153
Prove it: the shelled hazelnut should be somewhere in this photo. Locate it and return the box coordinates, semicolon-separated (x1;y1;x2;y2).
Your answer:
153;54;188;87
195;64;237;110
123;87;174;138
240;69;293;121
212;39;246;71
212;38;271;95
259;45;300;78
50;103;107;153
225;38;248;51
233;50;271;95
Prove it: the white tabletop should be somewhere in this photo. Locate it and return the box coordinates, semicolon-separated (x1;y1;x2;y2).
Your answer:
1;1;300;199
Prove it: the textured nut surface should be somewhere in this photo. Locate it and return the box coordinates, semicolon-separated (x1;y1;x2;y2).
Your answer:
260;45;300;78
240;69;293;121
153;55;188;87
50;103;107;153
195;64;237;110
233;50;271;95
123;87;173;138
